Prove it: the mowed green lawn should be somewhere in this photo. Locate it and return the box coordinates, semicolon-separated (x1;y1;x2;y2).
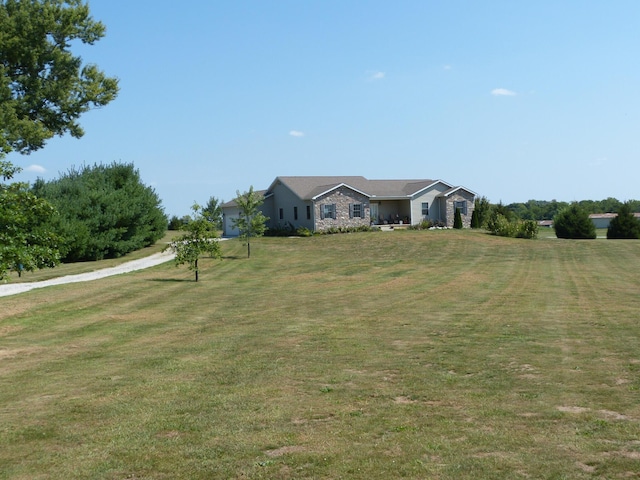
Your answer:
1;230;639;479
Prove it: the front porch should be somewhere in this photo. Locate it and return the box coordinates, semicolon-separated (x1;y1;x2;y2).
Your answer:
369;198;447;227
369;200;412;226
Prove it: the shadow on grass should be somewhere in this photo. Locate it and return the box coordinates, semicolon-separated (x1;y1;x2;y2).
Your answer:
222;255;243;260
148;278;193;283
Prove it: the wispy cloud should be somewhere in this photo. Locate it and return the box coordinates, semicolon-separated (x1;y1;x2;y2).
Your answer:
491;88;517;96
367;71;385;81
25;164;46;173
289;130;305;137
589;157;607;167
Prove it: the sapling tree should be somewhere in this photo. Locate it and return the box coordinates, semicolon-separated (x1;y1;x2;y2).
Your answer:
165;204;221;281
232;186;269;258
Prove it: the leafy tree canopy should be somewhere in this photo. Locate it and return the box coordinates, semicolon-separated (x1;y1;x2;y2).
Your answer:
0;160;60;279
168;214;191;231
472;196;491;228
232;186;269;258
165;203;222;282
0;0;118;279
554;203;596;239
202;196;223;230
0;0;119;156
506;198;639;221
33;162;166;261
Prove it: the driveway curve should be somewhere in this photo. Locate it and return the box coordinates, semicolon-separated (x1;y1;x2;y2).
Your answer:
0;250;176;298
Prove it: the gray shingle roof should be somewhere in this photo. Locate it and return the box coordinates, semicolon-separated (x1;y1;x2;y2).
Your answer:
270;176;442;199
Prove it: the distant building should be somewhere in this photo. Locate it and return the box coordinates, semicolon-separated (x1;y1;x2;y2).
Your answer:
589;213;640;229
539;213;640;230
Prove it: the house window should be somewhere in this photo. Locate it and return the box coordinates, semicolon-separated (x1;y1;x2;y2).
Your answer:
306;205;311;220
279;208;283;220
454;200;467;215
349;203;363;218
421;202;429;216
321;204;336;219
294;206;298;220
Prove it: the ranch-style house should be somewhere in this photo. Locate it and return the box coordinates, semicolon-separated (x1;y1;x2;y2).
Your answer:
222;176;476;237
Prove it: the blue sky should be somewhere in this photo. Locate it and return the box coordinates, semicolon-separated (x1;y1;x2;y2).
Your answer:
11;0;640;217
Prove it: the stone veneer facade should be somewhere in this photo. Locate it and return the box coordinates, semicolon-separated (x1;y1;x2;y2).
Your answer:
444;190;475;228
315;186;371;231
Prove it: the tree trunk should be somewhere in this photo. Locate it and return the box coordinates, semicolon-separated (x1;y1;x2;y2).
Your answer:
195;258;199;282
247;241;251;258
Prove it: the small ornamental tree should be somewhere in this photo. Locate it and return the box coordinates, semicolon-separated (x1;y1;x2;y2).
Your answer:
165;204;221;282
470;209;480;228
607;202;640;239
453;207;463;229
232;186;269;258
554;203;596;239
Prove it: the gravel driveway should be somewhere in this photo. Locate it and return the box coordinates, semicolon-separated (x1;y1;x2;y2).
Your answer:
0;250;176;298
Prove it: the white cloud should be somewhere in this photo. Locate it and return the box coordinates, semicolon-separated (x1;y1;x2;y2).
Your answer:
589;157;607;167
25;164;46;173
289;130;305;137
367;71;385;81
491;88;517;96
443;65;452;70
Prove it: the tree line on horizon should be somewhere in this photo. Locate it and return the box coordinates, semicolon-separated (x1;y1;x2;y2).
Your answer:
504;198;640;221
471;196;640;240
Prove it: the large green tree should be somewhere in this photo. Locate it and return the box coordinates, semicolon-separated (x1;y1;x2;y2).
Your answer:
554;203;596;239
607;202;640;239
33;162;166;261
0;0;118;278
0;0;119;156
232;186;269;258
165;204;222;282
0;160;60;279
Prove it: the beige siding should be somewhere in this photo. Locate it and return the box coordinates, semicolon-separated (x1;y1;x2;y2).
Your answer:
269;181;314;230
260;195;275;228
410;182;451;224
222;206;240;237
